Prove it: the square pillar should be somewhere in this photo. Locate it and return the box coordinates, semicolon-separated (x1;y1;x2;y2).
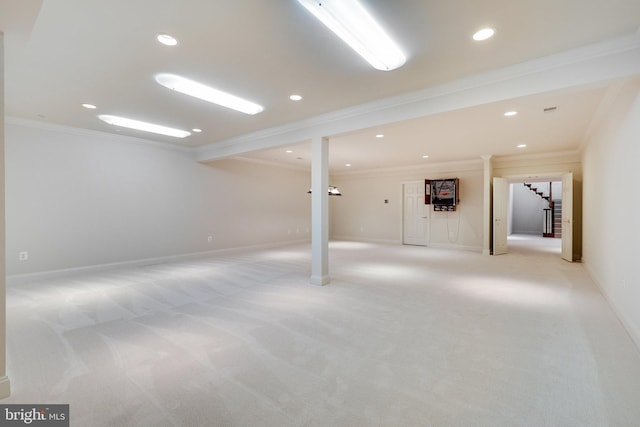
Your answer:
310;136;330;286
0;31;12;398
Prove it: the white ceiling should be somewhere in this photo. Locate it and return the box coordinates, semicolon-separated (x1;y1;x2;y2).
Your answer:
2;0;640;172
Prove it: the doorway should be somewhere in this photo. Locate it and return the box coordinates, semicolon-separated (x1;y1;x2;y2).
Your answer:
402;181;429;246
493;173;575;261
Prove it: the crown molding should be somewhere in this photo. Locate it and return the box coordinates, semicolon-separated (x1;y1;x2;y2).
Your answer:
332;158;483;178
493;149;582;164
196;32;640;163
228;156;310;173
6;116;195;155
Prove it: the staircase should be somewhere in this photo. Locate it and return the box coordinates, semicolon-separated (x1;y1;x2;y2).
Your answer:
523;182;561;238
553;199;562;238
523;183;550;202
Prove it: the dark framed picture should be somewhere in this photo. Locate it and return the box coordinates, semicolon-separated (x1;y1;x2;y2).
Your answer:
424;179;431;204
431;178;459;211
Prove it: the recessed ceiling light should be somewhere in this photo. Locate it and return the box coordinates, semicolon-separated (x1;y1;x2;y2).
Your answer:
289;94;303;101
376;134;384;138
156;34;178;46
82;103;97;109
517;144;527;148
286;150;293;153
504;111;518;117
345;163;352;167
473;28;495;41
422;155;430;159
192;128;202;133
155;73;264;115
98;114;191;138
296;0;406;71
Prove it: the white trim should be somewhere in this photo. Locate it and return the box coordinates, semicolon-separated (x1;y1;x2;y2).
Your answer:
493;149;581;164
584;262;640;352
6;117;196;156
196;33;640;163
6;239;311;286
231;155;310;172
333;158;483;177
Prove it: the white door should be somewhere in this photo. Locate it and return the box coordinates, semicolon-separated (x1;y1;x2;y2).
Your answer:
562;172;573;262
403;182;429;246
493;177;508;255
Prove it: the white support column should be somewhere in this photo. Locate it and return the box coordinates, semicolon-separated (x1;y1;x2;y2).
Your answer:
310;136;330;286
481;155;493;256
0;31;12;398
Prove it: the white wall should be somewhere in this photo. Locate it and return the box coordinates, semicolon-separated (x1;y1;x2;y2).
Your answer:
330;162;484;251
582;79;640;348
511;183;549;235
5;121;311;277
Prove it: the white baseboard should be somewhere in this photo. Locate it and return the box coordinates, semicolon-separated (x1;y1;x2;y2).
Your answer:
6;239;311;286
584;261;640;352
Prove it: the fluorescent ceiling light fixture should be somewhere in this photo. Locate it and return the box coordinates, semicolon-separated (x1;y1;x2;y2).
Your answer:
289;94;303;101
517;144;527;148
82;103;97;109
286;150;294;153
375;134;384;138
297;0;406;71
155;73;263;115
345;163;352;167
156;34;178;46
473;28;495;41
504;111;518;117
98;114;191;138
422;155;430;159
192;128;203;133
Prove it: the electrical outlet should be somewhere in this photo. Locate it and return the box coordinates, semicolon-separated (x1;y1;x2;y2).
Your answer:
19;251;29;261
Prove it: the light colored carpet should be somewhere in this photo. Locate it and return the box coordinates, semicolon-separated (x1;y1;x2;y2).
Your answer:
4;236;640;426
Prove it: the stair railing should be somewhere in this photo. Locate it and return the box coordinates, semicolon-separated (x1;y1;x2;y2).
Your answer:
524;182;555;237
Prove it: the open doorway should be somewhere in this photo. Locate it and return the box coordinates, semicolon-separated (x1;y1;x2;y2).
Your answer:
509;180;562;256
493;173;575;261
510;181;562;236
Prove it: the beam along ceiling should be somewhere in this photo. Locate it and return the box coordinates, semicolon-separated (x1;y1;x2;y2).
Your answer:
2;0;640;171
